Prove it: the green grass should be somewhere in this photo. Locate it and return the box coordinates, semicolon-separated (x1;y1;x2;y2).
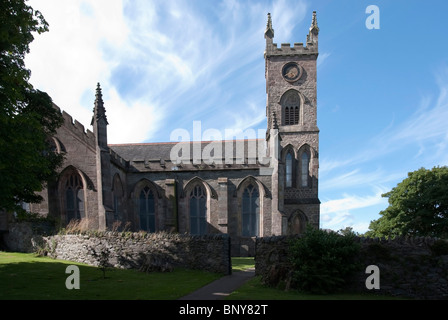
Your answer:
231;257;255;272
227;276;405;300
0;251;222;300
0;253;407;300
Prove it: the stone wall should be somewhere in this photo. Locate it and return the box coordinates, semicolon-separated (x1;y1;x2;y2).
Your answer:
44;232;231;274
255;235;448;299
3;221;55;253
3;222;231;275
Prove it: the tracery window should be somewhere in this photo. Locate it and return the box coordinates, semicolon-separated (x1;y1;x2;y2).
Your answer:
301;152;310;187
242;184;260;237
139;186;155;232
65;173;85;223
189;185;207;235
113;175;123;222
283;91;300;125
285;151;294;188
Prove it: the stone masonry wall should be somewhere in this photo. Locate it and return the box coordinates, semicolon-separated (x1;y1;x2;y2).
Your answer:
4;222;231;275
255;235;448;299
43;232;231;275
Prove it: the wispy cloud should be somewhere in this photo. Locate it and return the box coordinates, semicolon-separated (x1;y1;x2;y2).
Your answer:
319;68;448;232
321;68;448;180
320;188;388;232
25;0;312;144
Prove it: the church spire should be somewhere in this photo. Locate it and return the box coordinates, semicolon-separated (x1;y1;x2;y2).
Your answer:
91;82;108;126
91;82;108;149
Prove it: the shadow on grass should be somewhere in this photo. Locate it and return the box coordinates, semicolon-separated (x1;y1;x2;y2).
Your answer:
0;252;222;300
226;276;409;300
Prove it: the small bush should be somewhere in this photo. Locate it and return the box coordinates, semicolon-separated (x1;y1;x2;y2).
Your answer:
289;226;360;294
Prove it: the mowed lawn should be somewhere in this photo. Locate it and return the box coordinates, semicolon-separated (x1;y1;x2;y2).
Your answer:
1;253;405;300
0;251;222;300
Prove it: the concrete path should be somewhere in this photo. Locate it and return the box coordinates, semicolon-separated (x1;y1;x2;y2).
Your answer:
179;268;255;300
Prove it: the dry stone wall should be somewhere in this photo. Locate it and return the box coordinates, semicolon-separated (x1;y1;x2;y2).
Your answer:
42;232;231;275
255;235;448;300
3;222;231;275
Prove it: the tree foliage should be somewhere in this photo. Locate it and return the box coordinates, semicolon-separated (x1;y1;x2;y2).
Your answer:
289;226;360;294
0;0;63;213
367;166;448;238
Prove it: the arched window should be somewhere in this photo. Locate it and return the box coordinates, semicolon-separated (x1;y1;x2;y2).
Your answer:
189;185;207;235
301;152;310;187
242;184;260;237
285;151;294;188
65;173;84;223
113;175;123;222
282;91;300;126
139;186;155;232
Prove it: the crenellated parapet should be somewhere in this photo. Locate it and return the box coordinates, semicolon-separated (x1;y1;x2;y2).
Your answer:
264;11;318;58
53;103;96;148
109;148;130;169
265;41;318;57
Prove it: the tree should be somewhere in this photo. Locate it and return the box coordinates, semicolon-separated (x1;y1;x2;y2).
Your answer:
367;166;448;238
0;0;63;214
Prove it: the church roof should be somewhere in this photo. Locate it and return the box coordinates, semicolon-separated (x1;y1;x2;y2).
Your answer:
109;139;269;172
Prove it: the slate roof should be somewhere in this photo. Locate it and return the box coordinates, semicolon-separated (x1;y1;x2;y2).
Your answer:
109;139;270;172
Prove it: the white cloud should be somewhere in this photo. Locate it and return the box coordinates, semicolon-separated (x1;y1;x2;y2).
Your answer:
317;52;331;69
320;189;388;232
105;88;163;144
320;167;403;192
25;0;314;144
26;0;130;140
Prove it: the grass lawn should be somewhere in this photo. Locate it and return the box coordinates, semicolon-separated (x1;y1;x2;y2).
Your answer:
1;253;406;300
231;257;256;272
0;251;222;300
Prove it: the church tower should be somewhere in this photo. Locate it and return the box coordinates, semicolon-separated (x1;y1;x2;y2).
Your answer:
265;12;320;234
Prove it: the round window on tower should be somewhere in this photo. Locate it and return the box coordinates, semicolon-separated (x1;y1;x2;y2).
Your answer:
282;62;302;83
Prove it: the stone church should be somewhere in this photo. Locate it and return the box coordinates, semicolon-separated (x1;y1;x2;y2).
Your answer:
23;12;321;255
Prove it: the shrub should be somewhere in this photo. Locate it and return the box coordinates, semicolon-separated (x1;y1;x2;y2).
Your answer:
88;245;113;279
289;226;360;294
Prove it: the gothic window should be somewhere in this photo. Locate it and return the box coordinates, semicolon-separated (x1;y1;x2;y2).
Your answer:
65;173;85;223
285;151;294;188
242;184;260;237
139;186;155;232
300;151;310;187
189;185;207;235
282;91;300;126
113;175;123;221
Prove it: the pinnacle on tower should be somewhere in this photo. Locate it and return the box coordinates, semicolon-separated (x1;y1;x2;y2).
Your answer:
310;11;319;32
91;82;108;125
265;13;274;39
307;11;319;44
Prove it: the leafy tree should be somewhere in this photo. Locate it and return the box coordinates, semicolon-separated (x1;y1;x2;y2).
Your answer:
367;166;448;238
0;0;63;214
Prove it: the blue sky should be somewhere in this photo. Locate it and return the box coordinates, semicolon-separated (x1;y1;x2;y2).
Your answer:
25;0;448;234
